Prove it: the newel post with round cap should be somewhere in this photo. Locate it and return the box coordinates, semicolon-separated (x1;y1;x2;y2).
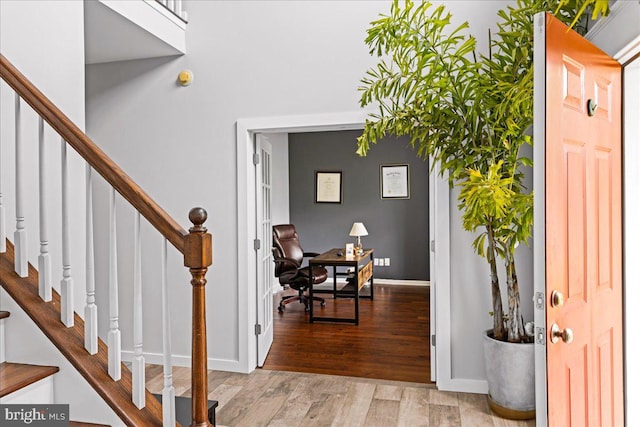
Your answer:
184;207;213;427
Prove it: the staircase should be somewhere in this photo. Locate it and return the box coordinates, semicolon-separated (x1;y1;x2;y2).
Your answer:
0;330;108;425
0;54;214;426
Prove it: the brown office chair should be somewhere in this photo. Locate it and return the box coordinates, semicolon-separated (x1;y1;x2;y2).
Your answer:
272;224;327;313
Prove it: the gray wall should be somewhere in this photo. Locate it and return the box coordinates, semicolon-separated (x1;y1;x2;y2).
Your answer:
288;130;429;280
85;0;523;381
0;2;122;424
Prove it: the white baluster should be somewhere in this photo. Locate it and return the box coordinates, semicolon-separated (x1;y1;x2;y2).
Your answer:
161;238;176;426
167;0;175;14
38;118;52;301
0;107;5;253
60;139;73;327
175;0;183;16
14;94;27;277
132;211;145;408
84;165;98;354
108;187;121;381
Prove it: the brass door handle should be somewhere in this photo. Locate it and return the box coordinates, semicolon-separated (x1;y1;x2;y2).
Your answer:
551;290;564;308
550;323;574;344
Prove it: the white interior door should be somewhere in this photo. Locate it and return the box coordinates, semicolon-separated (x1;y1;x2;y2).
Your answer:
256;134;274;366
428;156;436;382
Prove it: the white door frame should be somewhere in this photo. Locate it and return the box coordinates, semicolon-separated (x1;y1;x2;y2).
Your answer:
532;12;548;427
236;111;451;382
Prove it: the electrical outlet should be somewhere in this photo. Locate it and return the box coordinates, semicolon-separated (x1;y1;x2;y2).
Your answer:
374;258;380;266
384;258;390;266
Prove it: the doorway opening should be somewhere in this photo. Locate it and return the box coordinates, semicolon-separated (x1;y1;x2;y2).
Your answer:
236;112;449;386
260;129;431;383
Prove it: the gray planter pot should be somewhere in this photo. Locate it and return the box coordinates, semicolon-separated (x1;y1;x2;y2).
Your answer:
483;330;535;419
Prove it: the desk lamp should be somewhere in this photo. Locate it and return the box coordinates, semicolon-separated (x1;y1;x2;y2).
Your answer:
349;222;368;255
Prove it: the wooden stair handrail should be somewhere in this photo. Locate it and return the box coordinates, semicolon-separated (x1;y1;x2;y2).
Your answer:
2;53;213;427
0;54;187;253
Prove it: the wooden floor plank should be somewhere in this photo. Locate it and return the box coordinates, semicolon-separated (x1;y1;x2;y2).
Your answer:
430;404;463;427
215;371;278;426
331;381;376;426
262;284;431;383
145;366;535;427
364;398;401;426
259;377;315;426
397;387;430;427
229;374;294;426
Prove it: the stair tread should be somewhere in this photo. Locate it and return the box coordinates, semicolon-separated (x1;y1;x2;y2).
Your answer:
0;311;9;319
0;361;59;397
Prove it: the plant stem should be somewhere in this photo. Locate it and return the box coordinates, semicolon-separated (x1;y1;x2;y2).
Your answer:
486;223;505;340
506;252;525;342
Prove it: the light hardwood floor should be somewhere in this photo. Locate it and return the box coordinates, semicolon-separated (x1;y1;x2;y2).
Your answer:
145;365;535;427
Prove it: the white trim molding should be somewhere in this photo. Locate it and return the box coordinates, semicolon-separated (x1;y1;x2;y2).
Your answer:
375;279;429;287
532;12;548;427
586;0;640;59
121;350;244;373
235;111;450;382
436;378;488;395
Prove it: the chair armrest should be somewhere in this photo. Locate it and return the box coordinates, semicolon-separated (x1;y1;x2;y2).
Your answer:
273;257;301;268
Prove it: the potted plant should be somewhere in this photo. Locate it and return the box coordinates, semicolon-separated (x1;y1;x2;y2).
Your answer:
356;0;608;418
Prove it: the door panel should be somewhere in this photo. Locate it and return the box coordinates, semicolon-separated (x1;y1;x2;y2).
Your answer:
256;134;274;367
544;14;623;427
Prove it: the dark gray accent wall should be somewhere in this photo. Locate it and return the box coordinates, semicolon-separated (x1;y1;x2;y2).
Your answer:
288;130;429;280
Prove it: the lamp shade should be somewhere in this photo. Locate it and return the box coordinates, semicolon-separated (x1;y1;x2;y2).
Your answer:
349;222;368;237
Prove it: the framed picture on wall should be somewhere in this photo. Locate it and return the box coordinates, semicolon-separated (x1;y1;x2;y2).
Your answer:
315;171;343;203
380;164;410;199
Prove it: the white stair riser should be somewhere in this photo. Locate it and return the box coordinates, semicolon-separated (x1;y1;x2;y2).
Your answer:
0;375;55;404
0;318;5;363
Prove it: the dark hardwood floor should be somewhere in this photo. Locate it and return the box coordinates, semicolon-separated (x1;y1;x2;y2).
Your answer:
262;284;431;384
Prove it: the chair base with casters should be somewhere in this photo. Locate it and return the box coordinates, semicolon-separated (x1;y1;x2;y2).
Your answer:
278;281;326;313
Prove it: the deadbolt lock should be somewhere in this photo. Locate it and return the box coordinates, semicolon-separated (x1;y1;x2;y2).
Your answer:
550;323;574;344
551;290;564;308
587;99;598;116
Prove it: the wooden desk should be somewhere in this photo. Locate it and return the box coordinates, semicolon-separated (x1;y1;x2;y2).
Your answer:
308;248;374;324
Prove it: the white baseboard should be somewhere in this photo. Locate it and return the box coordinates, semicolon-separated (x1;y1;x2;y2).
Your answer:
0;318;6;363
375;279;430;287
121;350;245;373
273;279;429;293
436;378;488;394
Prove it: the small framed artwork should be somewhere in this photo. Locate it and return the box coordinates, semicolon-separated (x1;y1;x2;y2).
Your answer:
315;171;343;203
345;243;354;257
380;164;410;199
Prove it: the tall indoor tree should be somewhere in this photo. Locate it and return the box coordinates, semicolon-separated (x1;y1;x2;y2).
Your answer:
356;0;608;342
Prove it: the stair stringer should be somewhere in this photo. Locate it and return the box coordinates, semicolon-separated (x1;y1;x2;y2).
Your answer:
0;241;165;426
0;288;123;425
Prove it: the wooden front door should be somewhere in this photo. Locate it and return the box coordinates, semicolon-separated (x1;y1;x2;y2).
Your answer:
543;14;623;426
